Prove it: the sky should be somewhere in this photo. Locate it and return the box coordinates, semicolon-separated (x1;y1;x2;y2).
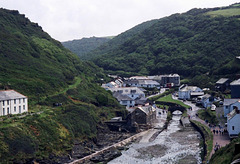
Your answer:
1;0;239;41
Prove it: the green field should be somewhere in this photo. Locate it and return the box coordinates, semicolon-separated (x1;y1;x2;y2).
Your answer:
156;94;191;109
206;8;240;17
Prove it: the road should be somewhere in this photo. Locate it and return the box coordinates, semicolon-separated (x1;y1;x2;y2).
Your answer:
147;88;166;99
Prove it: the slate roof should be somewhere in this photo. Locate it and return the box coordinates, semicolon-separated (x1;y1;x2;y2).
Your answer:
0;90;26;101
216;78;229;84
231;79;240;85
110;87;144;95
198;94;211;100
190;92;204;96
135;97;148;105
180;86;201;92
138;80;160;85
223;99;239;106
227;109;238;121
112;92;133;101
137;106;155;115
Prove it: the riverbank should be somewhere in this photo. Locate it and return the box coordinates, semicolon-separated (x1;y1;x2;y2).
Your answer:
68;108;168;163
108;113;201;164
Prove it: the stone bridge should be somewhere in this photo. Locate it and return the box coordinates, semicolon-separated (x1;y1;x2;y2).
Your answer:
168;105;186;114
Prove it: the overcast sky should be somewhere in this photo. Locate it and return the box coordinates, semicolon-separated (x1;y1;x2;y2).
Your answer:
1;0;239;41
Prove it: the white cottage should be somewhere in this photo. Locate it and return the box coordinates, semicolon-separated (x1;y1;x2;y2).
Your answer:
110;87;146;107
178;85;203;100
198;94;215;108
223;99;239;117
227;105;240;138
0;90;28;116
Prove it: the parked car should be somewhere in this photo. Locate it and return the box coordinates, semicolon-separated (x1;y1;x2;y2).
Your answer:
211;104;216;111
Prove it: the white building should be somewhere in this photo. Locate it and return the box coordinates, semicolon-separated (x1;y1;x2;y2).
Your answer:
123;79;160;89
110;87;145;100
110;87;146;107
223;99;239;117
178;85;203;100
227;104;240;138
0;90;28;116
198;94;215;108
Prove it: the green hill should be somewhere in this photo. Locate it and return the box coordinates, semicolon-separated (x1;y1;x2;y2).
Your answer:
85;3;240;86
0;8;124;163
62;36;111;58
83;19;159;60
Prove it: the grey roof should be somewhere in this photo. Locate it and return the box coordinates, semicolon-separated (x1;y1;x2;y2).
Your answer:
180;86;201;92
137;106;156;115
124;79;138;85
139;88;146;92
231;79;240;86
216;78;229;84
135;97;148;105
110;87;144;95
223;99;239;106
124;79;160;86
130;76;149;80
198;94;211;99
112;92;133;101
0;90;26;101
138;80;160;85
190;92;204;96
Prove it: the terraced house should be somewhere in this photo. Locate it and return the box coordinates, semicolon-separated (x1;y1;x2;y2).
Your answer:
0;90;28;116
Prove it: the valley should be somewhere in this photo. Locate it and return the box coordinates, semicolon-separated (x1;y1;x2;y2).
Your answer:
0;2;240;164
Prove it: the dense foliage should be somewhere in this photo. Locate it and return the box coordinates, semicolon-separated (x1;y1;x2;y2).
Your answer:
85;4;240;87
0;8;124;163
62;36;111;58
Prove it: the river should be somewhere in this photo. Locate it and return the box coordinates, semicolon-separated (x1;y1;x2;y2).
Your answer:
108;113;202;164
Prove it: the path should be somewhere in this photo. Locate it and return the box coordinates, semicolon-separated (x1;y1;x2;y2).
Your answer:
147;88;166;99
174;95;231;160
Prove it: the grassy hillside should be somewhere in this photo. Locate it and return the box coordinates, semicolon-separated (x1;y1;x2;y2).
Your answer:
62;36;111;58
0;8;86;99
85;3;240;87
83;19;159;60
0;8;124;163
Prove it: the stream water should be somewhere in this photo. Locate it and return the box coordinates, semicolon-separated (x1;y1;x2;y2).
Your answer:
108;114;202;164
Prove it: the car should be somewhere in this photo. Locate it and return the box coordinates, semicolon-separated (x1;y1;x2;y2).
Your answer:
211;104;216;111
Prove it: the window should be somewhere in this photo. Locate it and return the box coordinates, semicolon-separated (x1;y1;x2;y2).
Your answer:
19;99;21;104
7;107;9;114
14;106;16;112
3;108;5;115
23;98;25;103
232;126;235;131
23;105;25;110
14;99;16;104
3;101;4;106
7;100;9;105
19;106;21;113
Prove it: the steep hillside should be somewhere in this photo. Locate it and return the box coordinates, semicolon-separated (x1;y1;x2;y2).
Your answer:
62;36;111;58
83;19;159;60
0;8;124;163
0;8;86;99
87;3;240;85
